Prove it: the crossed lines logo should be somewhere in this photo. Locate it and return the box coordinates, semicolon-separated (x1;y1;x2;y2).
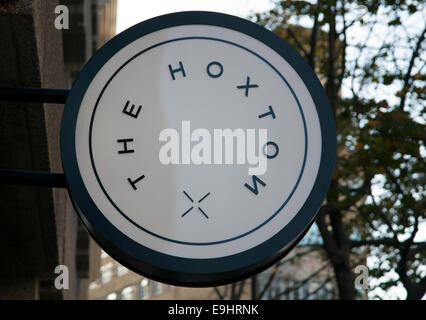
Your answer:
182;191;211;219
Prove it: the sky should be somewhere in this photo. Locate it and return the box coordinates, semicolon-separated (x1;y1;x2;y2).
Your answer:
116;0;274;34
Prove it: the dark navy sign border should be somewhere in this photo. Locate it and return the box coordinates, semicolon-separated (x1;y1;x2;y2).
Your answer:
89;36;308;246
60;11;336;286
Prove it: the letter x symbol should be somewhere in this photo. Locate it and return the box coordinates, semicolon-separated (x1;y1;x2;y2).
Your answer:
237;76;259;97
182;191;210;219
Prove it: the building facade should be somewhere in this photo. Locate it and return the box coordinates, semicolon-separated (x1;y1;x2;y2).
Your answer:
87;249;244;300
87;245;337;300
0;0;117;299
255;247;337;300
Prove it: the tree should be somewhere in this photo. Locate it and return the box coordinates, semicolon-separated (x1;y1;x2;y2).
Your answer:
214;246;336;300
250;0;425;299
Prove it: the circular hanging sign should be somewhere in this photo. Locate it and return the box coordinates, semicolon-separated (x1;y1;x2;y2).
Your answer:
60;11;336;286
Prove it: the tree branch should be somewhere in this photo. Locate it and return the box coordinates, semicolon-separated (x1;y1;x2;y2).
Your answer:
336;1;347;93
412;277;426;300
369;187;400;243
316;204;340;257
214;287;225;300
399;25;426;111
326;3;337;114
303;276;333;300
256;264;279;300
350;239;426;249
338;173;372;211
256;247;323;299
235;280;246;300
384;167;405;195
230;282;236;300
307;5;320;69
286;26;310;59
271;262;331;300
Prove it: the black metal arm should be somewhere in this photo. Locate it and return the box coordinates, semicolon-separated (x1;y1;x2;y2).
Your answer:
0;86;69;104
0;170;67;188
0;87;70;188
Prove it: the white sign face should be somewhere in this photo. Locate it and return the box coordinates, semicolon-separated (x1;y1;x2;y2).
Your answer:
61;12;335;286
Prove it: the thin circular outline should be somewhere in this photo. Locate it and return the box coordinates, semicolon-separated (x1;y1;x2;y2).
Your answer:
60;11;336;286
88;36;308;245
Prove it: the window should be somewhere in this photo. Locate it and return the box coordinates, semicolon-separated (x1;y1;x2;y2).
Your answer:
293;283;299;300
88;281;99;290
106;292;118;300
121;286;135;300
101;269;112;284
279;279;287;300
101;262;114;283
272;281;281;299
323;283;334;299
309;282;320;300
139;279;149;299
152;281;163;296
287;280;294;300
302;282;311;300
117;264;128;277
